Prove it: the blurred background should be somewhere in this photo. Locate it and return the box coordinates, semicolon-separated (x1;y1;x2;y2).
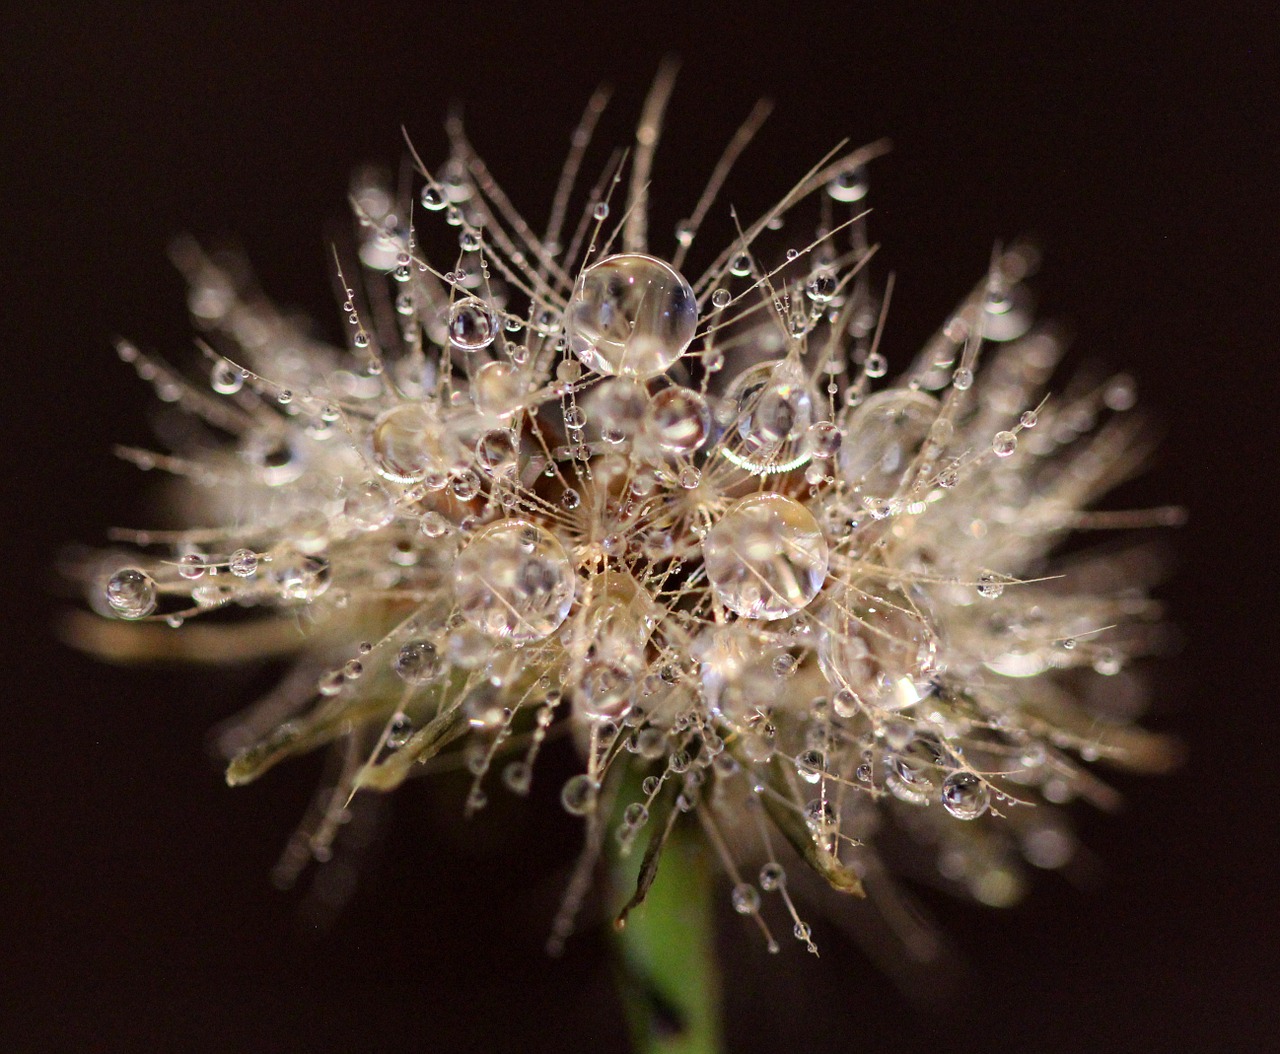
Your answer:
3;3;1274;1050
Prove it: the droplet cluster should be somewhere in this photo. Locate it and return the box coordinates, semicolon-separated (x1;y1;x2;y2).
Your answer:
81;93;1177;954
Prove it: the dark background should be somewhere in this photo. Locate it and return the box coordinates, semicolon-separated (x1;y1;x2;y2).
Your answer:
3;3;1275;1051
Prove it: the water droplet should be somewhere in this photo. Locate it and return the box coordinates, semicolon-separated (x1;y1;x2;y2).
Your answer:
992;430;1018;457
228;548;258;577
838;389;938;500
560;774;599;816
623;802;649;827
345;479;395;531
420;185;446;211
711;288;732;309
459;228;482;252
795;749;824;783
726;360;814;463
941;771;990;820
592;201;610;221
703;494;828;620
645;386;711;454
475;429;519;477
1019;409;1038;428
827;165;868;202
448;297;497;351
105;568;156;619
806;271;837;303
473;361;525;418
567;253;697;378
453;519;575;643
177;552;206;580
977;571;1004;599
210;359;243;395
759;862;786;891
393;639;441;684
372;404;461;484
386;715;414;749
952;366;973;391
731;883;761;915
803;421;842;460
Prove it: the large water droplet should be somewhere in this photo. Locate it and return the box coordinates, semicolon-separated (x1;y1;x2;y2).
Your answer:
372;404;461;483
941;771;990;820
702;494;828;620
725;360;813;466
568;253;697;378
453;519;575;642
105;568;157;619
645;386;711;453
448;297;497;351
838;389;938;500
394;639;442;684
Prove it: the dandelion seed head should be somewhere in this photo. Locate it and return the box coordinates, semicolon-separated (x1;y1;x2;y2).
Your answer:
78;83;1179;955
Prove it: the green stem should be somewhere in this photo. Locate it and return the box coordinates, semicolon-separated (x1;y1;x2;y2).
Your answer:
610;823;723;1054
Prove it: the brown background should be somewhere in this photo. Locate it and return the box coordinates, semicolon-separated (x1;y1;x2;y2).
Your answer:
3;3;1275;1051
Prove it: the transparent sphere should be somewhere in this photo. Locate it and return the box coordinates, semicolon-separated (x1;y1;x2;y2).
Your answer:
702;494;828;620
447;297;497;351
568;253;697;378
838;389;938;499
816;587;937;712
645;385;711;453
472;361;525;418
453;519;575;643
372;403;462;483
725;360;813;465
105;567;156;619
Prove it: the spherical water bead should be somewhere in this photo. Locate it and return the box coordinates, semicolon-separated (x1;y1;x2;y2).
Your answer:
976;571;1005;599
472;361;526;418
729;253;752;277
731;883;761;915
806;271;837;304
827;165;868;202
577;660;637;721
952;366;974;391
981;283;1033;342
210;360;243;395
726;360;814;459
453;519;575;643
420;185;446;211
838;389;939;500
475;430;519;477
560;774;599;816
886;734;949;805
105;568;157;619
795;749;825;783
644;386;711;454
228;548;258;577
703;494;828;620
803;420;842;460
344;480;395;531
275;552;331;601
710;288;732;310
176;553;206;580
591;201;610;221
447;297;497;351
372;404;460;484
759;862;786;891
592;378;649;441
393;639;441;684
817;593;936;712
992;430;1018;457
941;771;990;820
567;253;697;378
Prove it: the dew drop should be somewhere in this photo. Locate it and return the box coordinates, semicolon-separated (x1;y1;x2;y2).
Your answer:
453;519;575;643
394;639;441;684
560;774;599;816
992;430;1018;457
567;253;697;378
731;883;761;915
228;548;258;577
448;297;497;351
703;494;828;620
105;568;156;619
941;771;990;820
